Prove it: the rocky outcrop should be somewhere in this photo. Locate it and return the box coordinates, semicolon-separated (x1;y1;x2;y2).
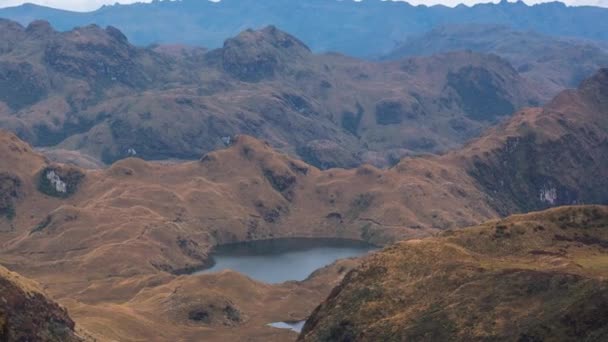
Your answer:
37;165;84;198
0;265;81;342
220;25;311;82
462;68;608;214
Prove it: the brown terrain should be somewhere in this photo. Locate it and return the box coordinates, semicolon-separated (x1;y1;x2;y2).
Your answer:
300;205;608;341
0;19;545;169
0;53;606;341
383;24;608;100
0;264;83;341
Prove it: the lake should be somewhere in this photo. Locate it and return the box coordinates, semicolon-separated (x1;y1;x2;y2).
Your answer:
268;320;306;333
195;238;376;283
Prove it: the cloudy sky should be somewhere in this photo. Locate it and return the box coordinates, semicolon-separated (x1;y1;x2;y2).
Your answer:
0;0;606;12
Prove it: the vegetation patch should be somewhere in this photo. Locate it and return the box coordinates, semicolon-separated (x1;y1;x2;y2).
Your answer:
0;173;21;220
187;303;242;325
254;201;288;223
347;193;374;219
375;99;405;125
262;168;296;200
341;103;364;135
30;215;52;235
447;66;515;121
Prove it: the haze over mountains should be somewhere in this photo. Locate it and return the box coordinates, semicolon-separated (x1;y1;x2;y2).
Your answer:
0;0;608;57
383;24;608;98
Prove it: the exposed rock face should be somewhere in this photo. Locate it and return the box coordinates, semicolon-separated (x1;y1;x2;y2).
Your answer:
0;265;81;342
299;206;608;342
221;26;311;82
37;166;84;198
463;69;608;214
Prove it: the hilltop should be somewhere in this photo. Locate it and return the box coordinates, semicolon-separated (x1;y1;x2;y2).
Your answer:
300;205;608;341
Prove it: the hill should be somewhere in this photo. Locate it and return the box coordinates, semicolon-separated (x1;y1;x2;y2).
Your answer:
300;205;608;341
0;264;83;341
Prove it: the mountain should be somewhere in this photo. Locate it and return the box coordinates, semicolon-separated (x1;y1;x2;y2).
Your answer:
458;68;608;214
1;0;608;58
299;205;608;341
0;20;542;168
0;68;606;341
382;24;608;99
0;264;83;341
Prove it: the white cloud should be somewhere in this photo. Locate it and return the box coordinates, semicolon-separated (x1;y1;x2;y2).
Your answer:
0;0;605;12
0;0;152;12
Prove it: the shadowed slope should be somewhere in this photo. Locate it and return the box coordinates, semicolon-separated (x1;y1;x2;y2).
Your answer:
383;24;608;98
0;264;82;341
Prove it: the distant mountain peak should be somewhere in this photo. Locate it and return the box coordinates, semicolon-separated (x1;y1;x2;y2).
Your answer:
579;67;608;106
25;19;54;38
220;26;311;82
228;25;311;53
0;0;607;57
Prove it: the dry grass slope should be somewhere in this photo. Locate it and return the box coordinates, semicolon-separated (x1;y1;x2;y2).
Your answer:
300;206;608;342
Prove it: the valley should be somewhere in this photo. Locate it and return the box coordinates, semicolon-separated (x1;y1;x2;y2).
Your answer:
0;64;606;340
0;2;607;340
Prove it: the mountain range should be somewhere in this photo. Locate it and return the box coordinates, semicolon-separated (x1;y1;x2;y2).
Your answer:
1;20;607;170
383;24;608;99
0;19;550;168
0;0;608;58
0;62;606;340
0;3;608;340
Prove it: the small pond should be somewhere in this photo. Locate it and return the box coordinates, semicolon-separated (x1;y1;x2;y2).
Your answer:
195;238;376;283
268;320;306;333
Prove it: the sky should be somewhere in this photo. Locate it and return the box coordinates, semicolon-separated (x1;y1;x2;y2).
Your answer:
0;0;606;12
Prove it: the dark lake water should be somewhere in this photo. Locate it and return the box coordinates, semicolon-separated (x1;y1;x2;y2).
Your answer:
195;238;376;283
